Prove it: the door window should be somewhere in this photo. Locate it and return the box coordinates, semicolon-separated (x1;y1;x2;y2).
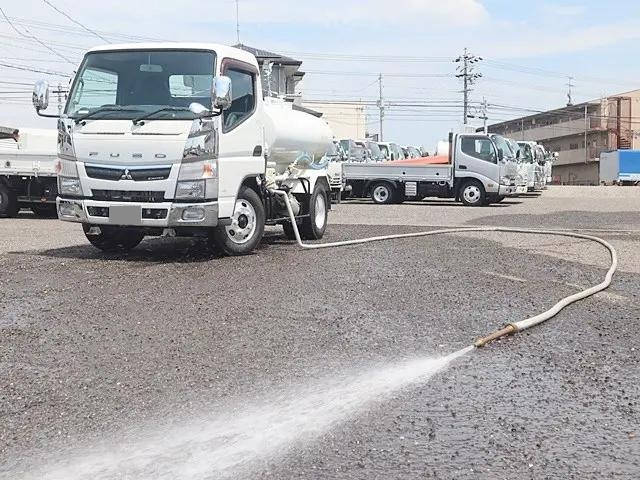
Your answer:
461;137;497;163
222;68;256;132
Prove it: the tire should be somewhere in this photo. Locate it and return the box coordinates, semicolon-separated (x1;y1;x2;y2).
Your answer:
460;180;486;207
31;203;58;218
301;182;329;240
209;186;265;255
83;224;145;252
370;182;395;205
0;182;19;218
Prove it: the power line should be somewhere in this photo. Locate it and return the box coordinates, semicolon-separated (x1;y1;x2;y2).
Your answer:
0;61;71;77
0;7;75;64
42;0;111;43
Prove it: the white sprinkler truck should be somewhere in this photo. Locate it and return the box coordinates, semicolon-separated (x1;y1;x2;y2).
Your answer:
344;133;516;206
31;43;333;255
0;126;59;217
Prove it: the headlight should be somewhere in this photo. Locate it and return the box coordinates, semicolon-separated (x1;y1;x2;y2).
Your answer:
175;159;217;200
59;177;83;196
175;180;206;200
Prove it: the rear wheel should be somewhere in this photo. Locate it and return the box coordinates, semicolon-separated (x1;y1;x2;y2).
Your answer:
370;182;394;205
460;180;486;207
301;182;329;240
83;224;145;252
209;186;265;255
31;203;58;218
0;182;19;218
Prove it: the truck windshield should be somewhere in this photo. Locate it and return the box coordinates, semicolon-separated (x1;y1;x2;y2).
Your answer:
491;135;515;160
518;143;534;162
366;142;382;159
339;140;351;153
378;144;389;158
65;50;216;120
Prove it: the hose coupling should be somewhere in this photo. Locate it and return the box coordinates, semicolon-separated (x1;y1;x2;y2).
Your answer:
474;323;518;348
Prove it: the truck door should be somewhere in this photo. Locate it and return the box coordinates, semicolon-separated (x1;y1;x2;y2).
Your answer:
455;135;500;193
217;59;264;219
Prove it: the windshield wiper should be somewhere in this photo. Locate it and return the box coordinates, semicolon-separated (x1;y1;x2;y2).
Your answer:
74;106;141;124
132;106;191;125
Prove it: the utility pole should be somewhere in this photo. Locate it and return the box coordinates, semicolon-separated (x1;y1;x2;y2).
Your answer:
480;97;488;133
377;73;385;141
454;48;482;125
466;97;488;133
566;76;574;106
235;0;240;44
51;83;66;116
584;103;588;163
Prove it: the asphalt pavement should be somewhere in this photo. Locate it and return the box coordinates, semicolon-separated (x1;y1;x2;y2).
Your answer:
1;186;638;479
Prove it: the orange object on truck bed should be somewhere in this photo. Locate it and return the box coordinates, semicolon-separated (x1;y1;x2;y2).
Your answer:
382;155;449;165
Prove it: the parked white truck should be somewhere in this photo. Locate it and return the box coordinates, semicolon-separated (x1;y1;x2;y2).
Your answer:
31;43;333;255
343;133;516;206
517;141;545;191
0;126;59;217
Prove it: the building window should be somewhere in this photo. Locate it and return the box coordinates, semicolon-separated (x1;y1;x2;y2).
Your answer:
569;143;579;150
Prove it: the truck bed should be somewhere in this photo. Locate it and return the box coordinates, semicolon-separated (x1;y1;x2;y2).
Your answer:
343;161;453;183
0;131;57;177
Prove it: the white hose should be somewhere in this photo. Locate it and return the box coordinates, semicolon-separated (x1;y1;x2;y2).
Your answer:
273;190;618;336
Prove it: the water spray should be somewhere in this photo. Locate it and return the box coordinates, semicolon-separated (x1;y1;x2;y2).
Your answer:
274;189;618;349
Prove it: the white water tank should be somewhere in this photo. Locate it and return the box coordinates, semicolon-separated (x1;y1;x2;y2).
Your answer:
263;98;333;173
436;140;450;157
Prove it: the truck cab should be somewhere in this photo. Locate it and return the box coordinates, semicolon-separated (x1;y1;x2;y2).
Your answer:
32;43;333;255
340;139;365;162
488;134;518;200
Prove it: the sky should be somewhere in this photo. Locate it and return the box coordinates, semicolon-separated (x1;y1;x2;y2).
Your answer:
2;0;640;148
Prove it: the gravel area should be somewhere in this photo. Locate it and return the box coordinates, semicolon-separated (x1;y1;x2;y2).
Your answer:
0;186;638;479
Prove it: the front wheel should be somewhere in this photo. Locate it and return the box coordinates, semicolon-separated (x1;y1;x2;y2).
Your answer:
301;182;329;240
460;180;486;207
209;186;265;255
0;182;19;218
83;224;145;252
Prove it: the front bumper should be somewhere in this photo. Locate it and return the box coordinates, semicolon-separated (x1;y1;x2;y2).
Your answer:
499;184;517;196
56;197;219;228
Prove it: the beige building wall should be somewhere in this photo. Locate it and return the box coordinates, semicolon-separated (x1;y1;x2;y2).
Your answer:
301;102;367;140
553;162;599;185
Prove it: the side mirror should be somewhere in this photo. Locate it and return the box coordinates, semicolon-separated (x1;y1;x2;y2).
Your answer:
188;102;209;115
497;147;504;161
516;150;520;159
32;80;50;112
212;76;232;111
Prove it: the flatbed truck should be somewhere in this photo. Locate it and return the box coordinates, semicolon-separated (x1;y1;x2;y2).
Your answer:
343;133;516;206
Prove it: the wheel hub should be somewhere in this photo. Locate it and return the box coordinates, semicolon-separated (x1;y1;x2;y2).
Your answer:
226;200;257;244
373;186;389;203
463;185;480;203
